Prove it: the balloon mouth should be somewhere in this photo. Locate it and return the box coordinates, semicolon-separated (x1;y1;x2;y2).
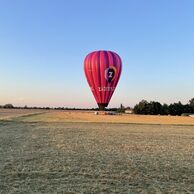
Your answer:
98;103;108;110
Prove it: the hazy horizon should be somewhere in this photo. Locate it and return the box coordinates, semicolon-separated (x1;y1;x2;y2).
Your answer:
1;0;194;108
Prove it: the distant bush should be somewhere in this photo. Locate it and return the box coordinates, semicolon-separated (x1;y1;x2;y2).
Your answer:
3;104;14;109
116;104;125;113
181;113;191;117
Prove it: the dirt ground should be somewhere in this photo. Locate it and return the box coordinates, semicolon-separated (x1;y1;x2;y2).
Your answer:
0;109;194;193
0;109;46;120
9;109;194;125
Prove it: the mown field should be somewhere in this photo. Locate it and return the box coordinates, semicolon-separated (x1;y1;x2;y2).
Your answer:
0;109;194;193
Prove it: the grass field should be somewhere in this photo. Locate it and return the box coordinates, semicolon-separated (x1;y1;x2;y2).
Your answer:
0;109;194;193
9;109;194;125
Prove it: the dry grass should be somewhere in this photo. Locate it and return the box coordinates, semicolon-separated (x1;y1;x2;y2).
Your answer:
0;109;46;120
0;109;194;193
14;110;194;125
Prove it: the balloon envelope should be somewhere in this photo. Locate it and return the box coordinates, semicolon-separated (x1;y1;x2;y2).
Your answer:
84;50;122;110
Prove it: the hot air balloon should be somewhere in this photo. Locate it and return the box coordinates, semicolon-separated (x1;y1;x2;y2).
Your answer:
84;50;122;110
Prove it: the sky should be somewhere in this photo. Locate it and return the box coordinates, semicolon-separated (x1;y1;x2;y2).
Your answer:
0;0;194;108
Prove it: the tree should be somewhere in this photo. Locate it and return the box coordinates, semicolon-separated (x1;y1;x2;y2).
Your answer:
148;101;162;115
133;100;149;114
3;104;14;109
168;102;184;116
116;104;125;113
183;104;193;114
134;100;162;115
189;98;194;112
161;104;169;115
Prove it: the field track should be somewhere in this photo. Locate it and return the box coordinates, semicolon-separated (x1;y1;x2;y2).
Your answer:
0;109;46;120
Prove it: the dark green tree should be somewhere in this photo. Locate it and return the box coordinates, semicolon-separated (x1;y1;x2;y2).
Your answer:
183;104;193;114
168;102;184;116
161;104;169;115
148;101;162;115
133;100;149;114
189;98;194;112
3;104;14;109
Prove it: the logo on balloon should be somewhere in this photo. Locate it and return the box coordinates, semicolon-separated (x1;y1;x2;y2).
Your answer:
105;66;117;83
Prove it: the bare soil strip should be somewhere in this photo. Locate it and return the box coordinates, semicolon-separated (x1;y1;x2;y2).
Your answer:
0;109;47;120
11;110;194;125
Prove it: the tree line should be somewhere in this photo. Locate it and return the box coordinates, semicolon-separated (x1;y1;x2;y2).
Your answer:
1;98;194;116
133;98;194;116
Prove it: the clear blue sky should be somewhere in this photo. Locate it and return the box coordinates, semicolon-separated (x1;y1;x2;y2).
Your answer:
0;0;194;108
